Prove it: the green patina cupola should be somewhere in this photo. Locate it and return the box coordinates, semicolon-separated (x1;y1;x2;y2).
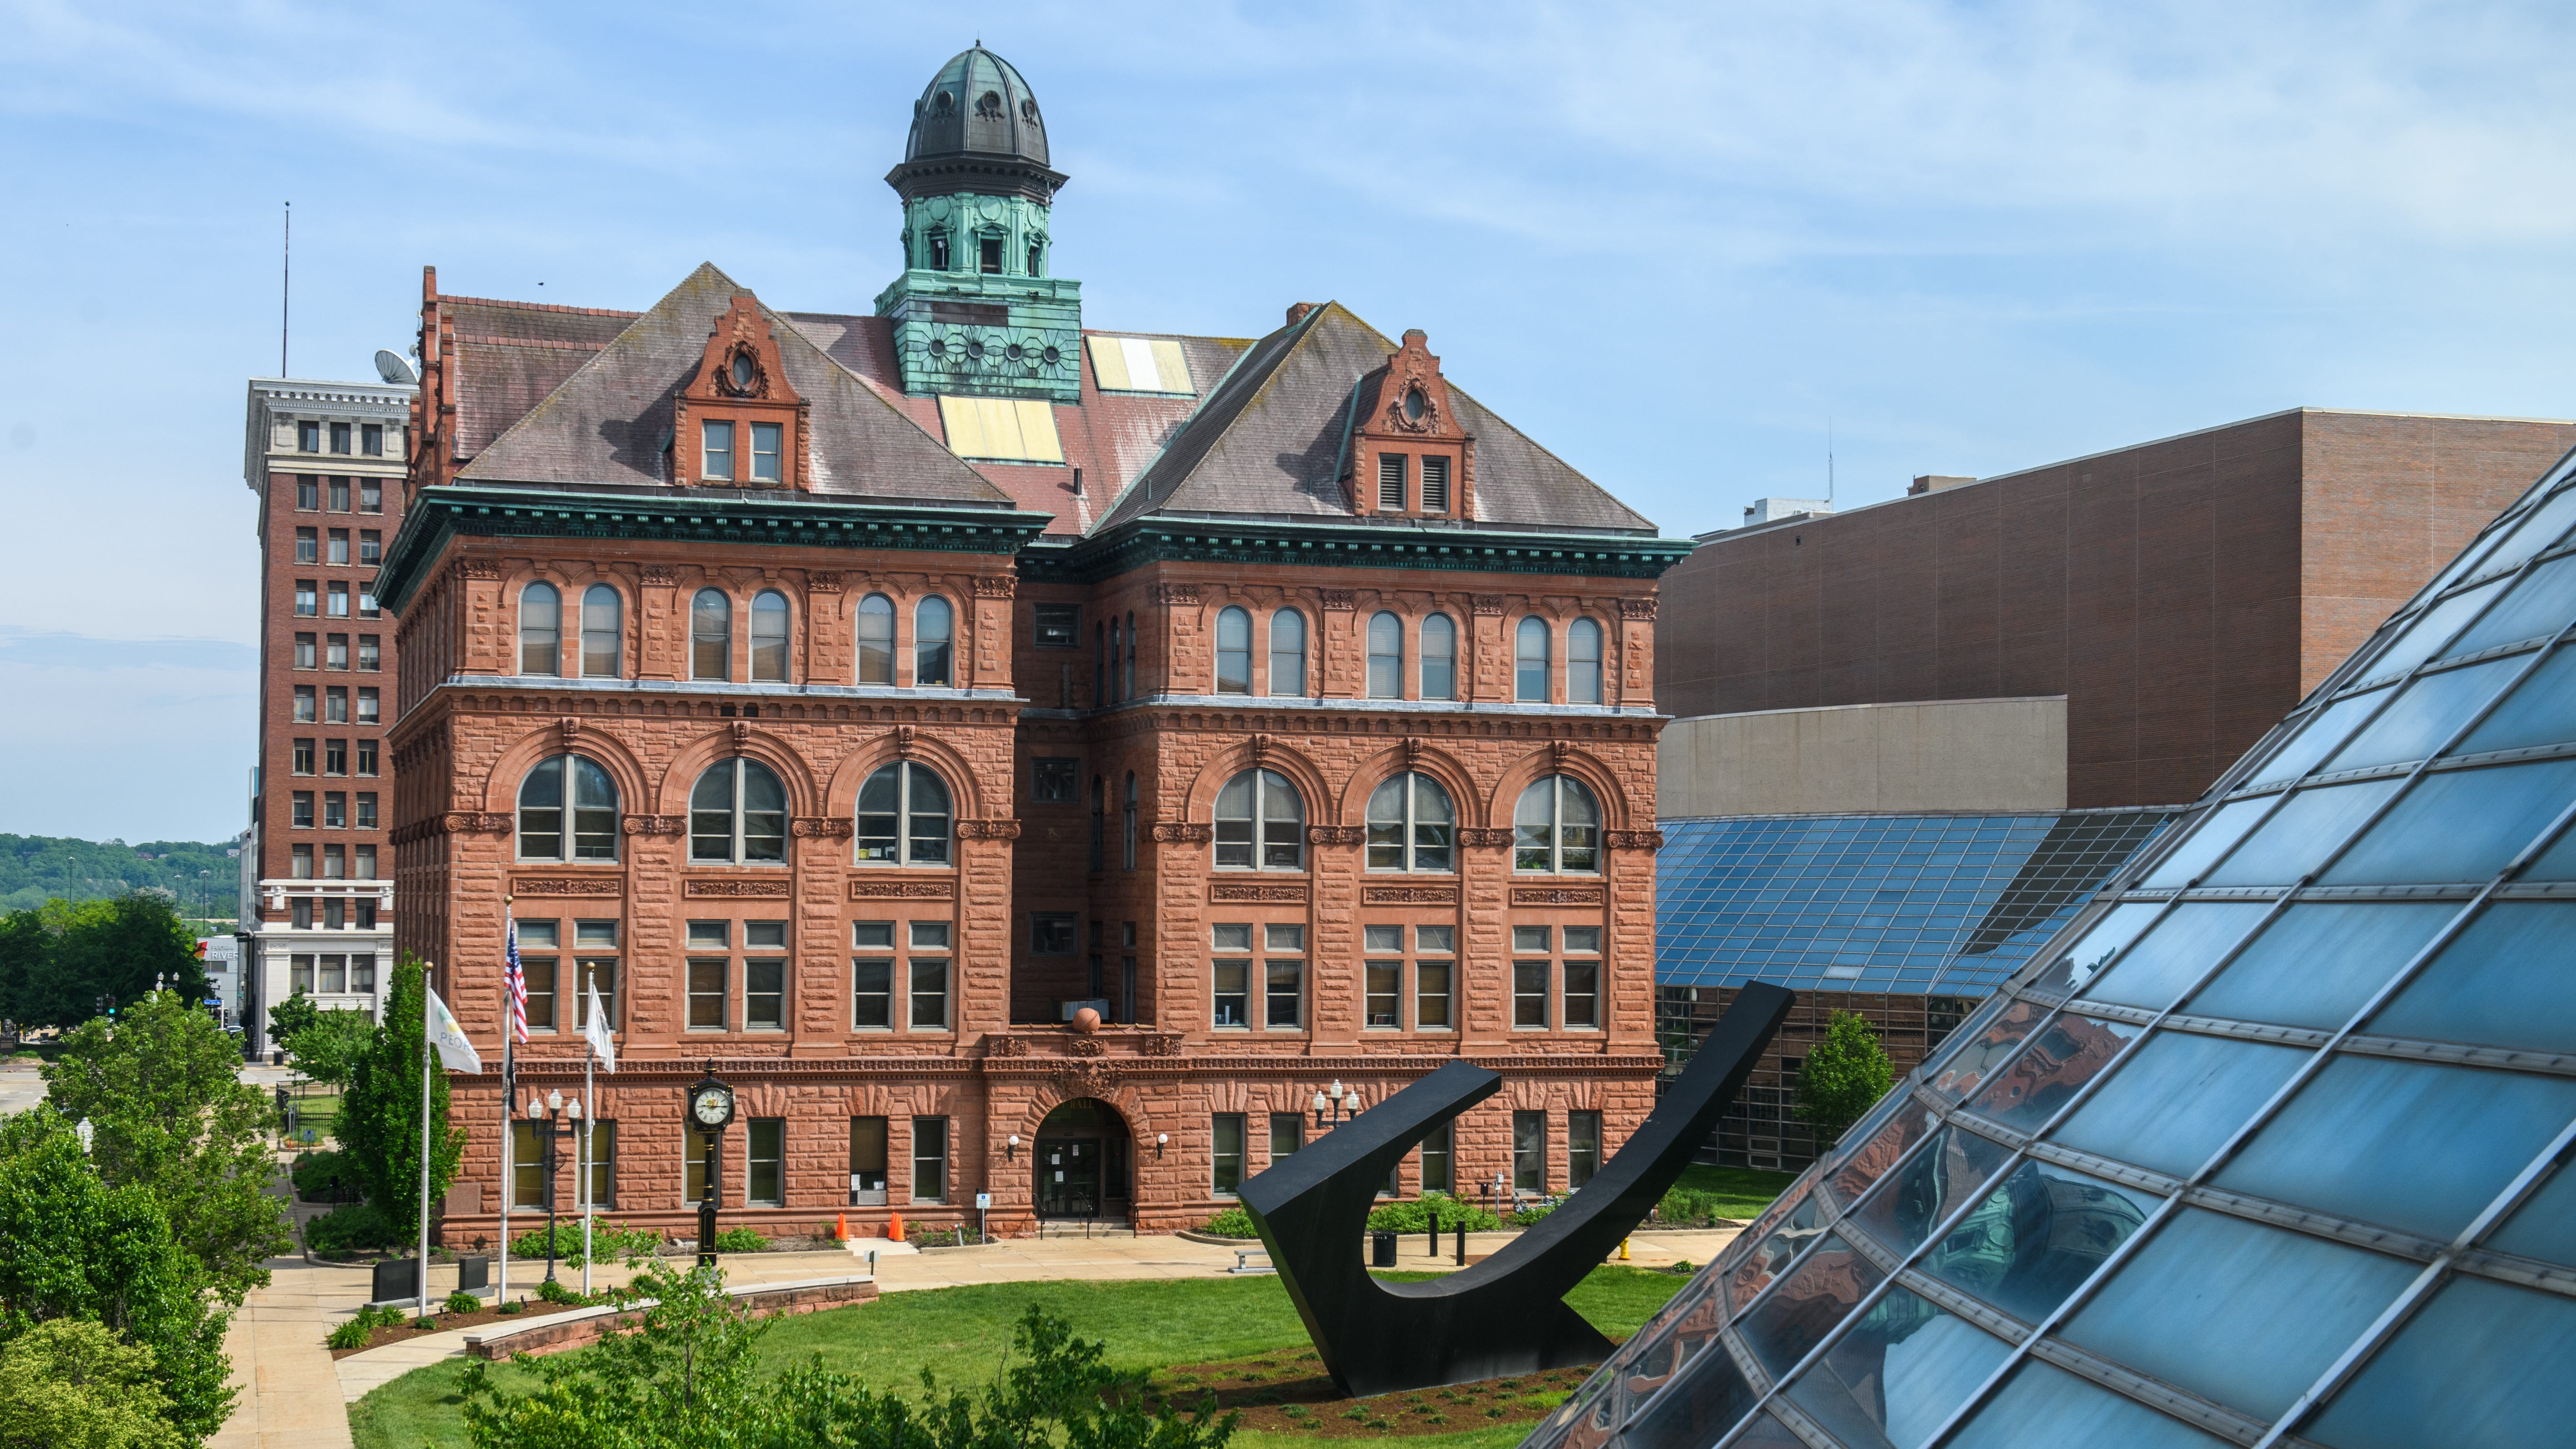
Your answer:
875;46;1082;403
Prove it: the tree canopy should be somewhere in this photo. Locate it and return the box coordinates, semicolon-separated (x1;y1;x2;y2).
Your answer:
338;957;465;1243
1792;1009;1897;1149
0;893;210;1029
0;834;238;921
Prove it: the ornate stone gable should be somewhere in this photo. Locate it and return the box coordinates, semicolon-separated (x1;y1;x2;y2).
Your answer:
1347;328;1473;522
674;294;812;491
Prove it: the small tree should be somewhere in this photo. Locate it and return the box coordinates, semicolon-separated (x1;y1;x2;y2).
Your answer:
1793;1010;1895;1150
32;895;208;1027
337;956;465;1243
0;1319;188;1449
266;990;323;1055
284;1008;375;1087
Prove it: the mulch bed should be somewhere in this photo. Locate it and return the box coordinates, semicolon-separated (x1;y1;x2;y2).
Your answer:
326;1296;603;1359
1133;1350;1593;1437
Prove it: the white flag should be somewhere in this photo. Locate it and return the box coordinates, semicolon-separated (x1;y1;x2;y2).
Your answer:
584;977;616;1073
426;986;483;1072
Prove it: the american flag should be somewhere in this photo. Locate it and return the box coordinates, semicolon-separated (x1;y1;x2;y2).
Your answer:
503;910;529;1045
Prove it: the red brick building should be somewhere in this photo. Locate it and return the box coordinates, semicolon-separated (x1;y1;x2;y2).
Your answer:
239;376;415;1049
382;48;1692;1239
1658;409;2576;808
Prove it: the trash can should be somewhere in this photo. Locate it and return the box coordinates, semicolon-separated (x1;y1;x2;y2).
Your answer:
1370;1231;1398;1268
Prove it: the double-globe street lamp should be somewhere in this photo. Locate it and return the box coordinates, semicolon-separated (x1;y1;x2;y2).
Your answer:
1310;1079;1365;1131
523;1089;585;1283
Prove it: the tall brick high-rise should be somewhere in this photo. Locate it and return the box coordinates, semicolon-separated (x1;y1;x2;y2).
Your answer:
383;47;1696;1238
240;372;416;1052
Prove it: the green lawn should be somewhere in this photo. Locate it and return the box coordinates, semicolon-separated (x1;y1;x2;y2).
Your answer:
346;1265;1688;1449
1669;1164;1798;1221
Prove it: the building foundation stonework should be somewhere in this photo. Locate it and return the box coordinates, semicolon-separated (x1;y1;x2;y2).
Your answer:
382;46;1691;1243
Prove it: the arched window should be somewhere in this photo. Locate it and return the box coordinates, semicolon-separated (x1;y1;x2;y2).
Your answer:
1367;612;1404;699
691;589;731;681
1569;618;1604;705
579;585;620;677
1125;611;1137;700
1123;772;1139;871
1421;613;1457;700
1269;609;1307;697
519;583;560;676
1514;775;1600;874
855;761;951;866
750;590;790;682
1366;772;1454;872
856;594;895;685
1215;607;1251;694
689;758;786;864
517;755;619;861
916;596;954;686
1215;769;1303;870
1515;617;1551;702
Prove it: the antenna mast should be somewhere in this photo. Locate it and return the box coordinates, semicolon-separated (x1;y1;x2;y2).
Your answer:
1827;416;1835;505
281;201;292;377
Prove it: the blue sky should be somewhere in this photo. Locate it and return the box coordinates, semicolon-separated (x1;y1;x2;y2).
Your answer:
5;0;2576;842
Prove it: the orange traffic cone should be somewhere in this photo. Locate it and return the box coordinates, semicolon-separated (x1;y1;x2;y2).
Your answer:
835;1213;849;1241
889;1211;905;1243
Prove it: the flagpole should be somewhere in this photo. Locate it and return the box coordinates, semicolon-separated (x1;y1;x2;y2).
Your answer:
498;899;514;1308
582;962;595;1298
418;965;433;1321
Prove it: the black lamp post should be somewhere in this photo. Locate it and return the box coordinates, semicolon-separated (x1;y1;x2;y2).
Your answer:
1309;1079;1364;1131
532;1088;582;1284
686;1064;736;1268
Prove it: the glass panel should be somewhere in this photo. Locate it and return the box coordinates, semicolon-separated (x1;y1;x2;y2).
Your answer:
1944;1359;2233;1449
2204;780;2402;886
2078;904;2269;1011
1784;1287;2013;1449
1726;1189;1825;1313
1829;1106;1937;1208
2249;686;2390;787
1621;1331;1759;1449
1966;1013;2141;1137
2305;1276;2576;1449
2451;552;2576;657
1739;1234;1884;1377
1926;997;2045;1099
2487;1157;2576;1266
1846;1125;2015;1255
2365;577;2504;679
2458;645;2576;755
2049;1030;2306;1177
2423;482;2576;602
2327;656;2519;771
1923;1160;2157;1324
2026;905;2161;997
2185;903;2459;1031
2322;760;2576;885
2217;1057;2576;1241
2062;1208;2419;1421
2141;797;2268;888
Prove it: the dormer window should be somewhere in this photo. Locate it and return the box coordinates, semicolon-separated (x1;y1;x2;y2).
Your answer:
929;230;951;270
703;421;735;481
1422;456;1451;513
1404;388;1426;424
979;237;1004;275
1378;455;1406;511
750;423;781;483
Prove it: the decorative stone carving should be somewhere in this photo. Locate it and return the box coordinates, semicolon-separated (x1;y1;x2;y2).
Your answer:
685;879;792;897
1550;740;1574;766
895;724;918;758
850;878;957;900
1307;825;1366;847
791;817;856;839
1069;1036;1106;1058
1617;597;1658;620
442;811;512;834
1403;737;1424;770
1151;821;1215;845
989;1035;1031;1058
622;815;685;836
1137;1032;1185;1057
731;720;752;746
1457;827;1514;848
640;564;680;586
459;559;506;581
1605;829;1666;851
1053;1060;1116;1099
972;575;1017;599
1249;733;1271;763
1211;882;1309;904
809;571;845;593
558;716;582;745
1153;582;1203;606
956;819;1023;840
1362;885;1459;905
512;877;622;897
1319;589;1357;612
1470;595;1506;616
1511;886;1605;906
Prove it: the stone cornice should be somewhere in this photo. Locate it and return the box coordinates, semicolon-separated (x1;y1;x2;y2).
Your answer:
1016;518;1695;587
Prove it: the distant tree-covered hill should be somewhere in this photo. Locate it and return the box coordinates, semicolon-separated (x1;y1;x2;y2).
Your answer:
0;834;240;920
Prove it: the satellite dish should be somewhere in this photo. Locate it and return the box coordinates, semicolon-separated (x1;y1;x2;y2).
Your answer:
374;349;418;385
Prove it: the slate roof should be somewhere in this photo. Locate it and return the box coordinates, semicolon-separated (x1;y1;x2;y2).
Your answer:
1095;303;1658;536
457;264;1012;509
442;296;638;460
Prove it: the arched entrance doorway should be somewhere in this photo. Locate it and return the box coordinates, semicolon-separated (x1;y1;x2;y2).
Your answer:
1034;1097;1132;1222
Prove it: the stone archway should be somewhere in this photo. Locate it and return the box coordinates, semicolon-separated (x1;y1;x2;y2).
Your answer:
1032;1097;1133;1222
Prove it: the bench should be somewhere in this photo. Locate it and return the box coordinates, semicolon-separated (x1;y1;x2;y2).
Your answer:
1229;1248;1274;1275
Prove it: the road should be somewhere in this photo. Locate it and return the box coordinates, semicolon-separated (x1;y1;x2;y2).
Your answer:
0;1057;45;1115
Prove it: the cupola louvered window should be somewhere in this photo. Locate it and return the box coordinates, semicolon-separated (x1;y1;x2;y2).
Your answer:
1378;454;1407;511
1422;456;1450;513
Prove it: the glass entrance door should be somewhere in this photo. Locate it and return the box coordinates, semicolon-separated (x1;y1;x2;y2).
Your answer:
1037;1137;1102;1218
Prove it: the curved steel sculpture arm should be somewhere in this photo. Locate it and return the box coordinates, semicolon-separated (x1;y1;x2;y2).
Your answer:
1240;983;1795;1397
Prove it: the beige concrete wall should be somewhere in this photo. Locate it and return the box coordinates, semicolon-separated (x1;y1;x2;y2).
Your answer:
1658;697;2068;817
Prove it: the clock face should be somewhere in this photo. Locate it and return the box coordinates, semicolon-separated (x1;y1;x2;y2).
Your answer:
692;1088;730;1126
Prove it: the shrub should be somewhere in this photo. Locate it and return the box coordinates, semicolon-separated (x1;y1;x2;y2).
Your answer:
711;1226;770;1253
902;1220;985;1247
1655;1186;1732;1228
304;1202;402;1256
1366;1195;1503;1234
1198;1207;1259;1238
1509;1199;1559;1227
509;1220;660;1266
290;1148;360;1202
326;1303;400;1350
535;1277;587;1305
447;1291;482;1314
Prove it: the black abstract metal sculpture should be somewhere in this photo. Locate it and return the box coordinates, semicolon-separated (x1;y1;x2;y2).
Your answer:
1240;983;1795;1398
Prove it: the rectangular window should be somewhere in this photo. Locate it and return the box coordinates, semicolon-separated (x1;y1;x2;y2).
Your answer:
325;634;347;670
523;956;558;1031
1034;603;1079;648
1514;960;1550;1028
1031;913;1077;955
1033;757;1078;803
318;953;346;992
1422;455;1450;513
1514;1111;1547;1193
350;954;377;994
746;957;785;1031
355;793;377;830
357;635;379;671
978;236;1004;274
575;929;618;1032
290;896;312;927
322;845;345;880
910;958;950;1030
295;527;317;564
1420;1122;1454;1193
1563;960;1599;1029
703;420;734;480
911;1116;948;1203
294;633;317;669
359;530;381;565
747;1119;784;1206
686;1127;715;1204
361;423;384;457
357;689;379;726
1378;453;1406;511
359;478;382;513
327;529;350;565
1269;1113;1304;1163
327;582;350;618
295;581;317;616
1266;958;1303;1029
853;921;893;1028
298;420;320;453
291;791;314;828
324;739;347;775
1212;1114;1246;1197
355;740;378;776
325;686;348;724
292;739;315;775
355;898;376;930
687;958;726;1031
354;845;376;879
296;475;319;510
1365;959;1400;1029
323;791;346;829
290;846;312;881
850;1117;890;1204
1416;960;1453;1030
329;421;352;454
1568;1111;1602;1189
359;589;378;619
1213;959;1249;1028
328;476;351;512
513;1121;547;1208
580;1121;615;1208
750;422;781;482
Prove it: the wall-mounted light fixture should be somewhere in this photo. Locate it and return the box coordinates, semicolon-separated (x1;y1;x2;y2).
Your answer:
1006;1133;1021;1161
1156;1132;1169;1159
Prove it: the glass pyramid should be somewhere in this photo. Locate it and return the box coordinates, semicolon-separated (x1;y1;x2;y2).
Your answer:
1532;454;2576;1449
